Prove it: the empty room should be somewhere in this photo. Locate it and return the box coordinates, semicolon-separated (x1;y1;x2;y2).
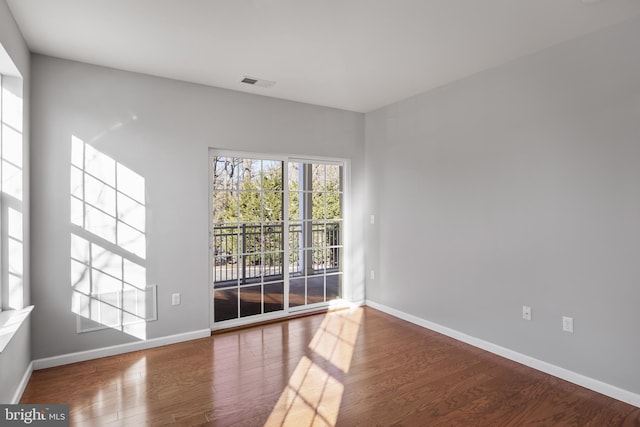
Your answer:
1;0;640;425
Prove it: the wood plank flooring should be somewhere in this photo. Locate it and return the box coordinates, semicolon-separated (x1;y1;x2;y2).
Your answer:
21;307;640;426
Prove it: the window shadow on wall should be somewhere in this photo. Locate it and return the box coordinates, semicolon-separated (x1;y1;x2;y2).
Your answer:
70;135;154;340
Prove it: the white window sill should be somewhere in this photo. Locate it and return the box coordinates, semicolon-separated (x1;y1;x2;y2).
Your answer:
0;306;33;354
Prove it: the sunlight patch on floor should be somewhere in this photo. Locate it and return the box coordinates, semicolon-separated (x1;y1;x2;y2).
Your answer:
265;307;363;426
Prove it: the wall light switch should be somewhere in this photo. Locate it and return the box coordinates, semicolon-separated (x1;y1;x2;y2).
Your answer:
522;305;531;321
172;293;181;306
562;316;574;333
370;215;375;225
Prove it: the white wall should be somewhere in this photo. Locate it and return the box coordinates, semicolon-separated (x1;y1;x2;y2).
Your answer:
366;16;640;394
0;0;30;403
30;55;365;359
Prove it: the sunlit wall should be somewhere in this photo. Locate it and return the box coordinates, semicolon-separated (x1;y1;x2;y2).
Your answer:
29;55;365;360
70;136;153;340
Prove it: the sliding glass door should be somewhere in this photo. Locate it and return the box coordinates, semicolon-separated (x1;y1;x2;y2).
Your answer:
210;152;344;327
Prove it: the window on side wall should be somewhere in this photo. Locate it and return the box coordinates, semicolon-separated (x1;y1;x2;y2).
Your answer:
0;63;26;312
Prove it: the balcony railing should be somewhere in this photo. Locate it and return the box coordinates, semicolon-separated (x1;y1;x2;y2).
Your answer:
213;222;340;286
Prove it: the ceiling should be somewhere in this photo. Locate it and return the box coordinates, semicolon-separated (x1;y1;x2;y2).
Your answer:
6;0;640;112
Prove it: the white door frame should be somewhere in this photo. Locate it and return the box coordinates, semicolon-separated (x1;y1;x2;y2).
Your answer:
208;149;351;330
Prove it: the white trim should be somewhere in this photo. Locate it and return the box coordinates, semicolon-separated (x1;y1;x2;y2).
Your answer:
32;329;211;370
210;148;347;165
211;309;294;331
11;361;33;404
211;302;332;331
328;299;364;311
365;299;640;409
341;160;352;302
210;298;363;331
0;306;33;354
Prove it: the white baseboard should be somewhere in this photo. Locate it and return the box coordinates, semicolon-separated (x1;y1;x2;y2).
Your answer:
32;329;211;370
329;299;365;310
11;361;33;404
345;299;366;307
365;299;640;409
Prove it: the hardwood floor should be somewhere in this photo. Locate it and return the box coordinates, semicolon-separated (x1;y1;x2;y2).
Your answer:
21;307;640;426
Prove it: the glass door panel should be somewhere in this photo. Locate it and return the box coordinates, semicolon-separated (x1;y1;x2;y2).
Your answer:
211;154;343;326
287;161;343;309
212;156;285;323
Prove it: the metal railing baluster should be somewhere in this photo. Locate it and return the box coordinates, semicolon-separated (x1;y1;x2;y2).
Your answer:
214;221;341;286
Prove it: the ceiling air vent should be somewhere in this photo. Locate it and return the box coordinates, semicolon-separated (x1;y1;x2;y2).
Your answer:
241;76;276;88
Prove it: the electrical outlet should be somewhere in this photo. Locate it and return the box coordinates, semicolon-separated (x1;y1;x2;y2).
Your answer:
562;316;573;333
522;305;531;321
370;215;375;225
172;293;181;306
370;270;375;280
